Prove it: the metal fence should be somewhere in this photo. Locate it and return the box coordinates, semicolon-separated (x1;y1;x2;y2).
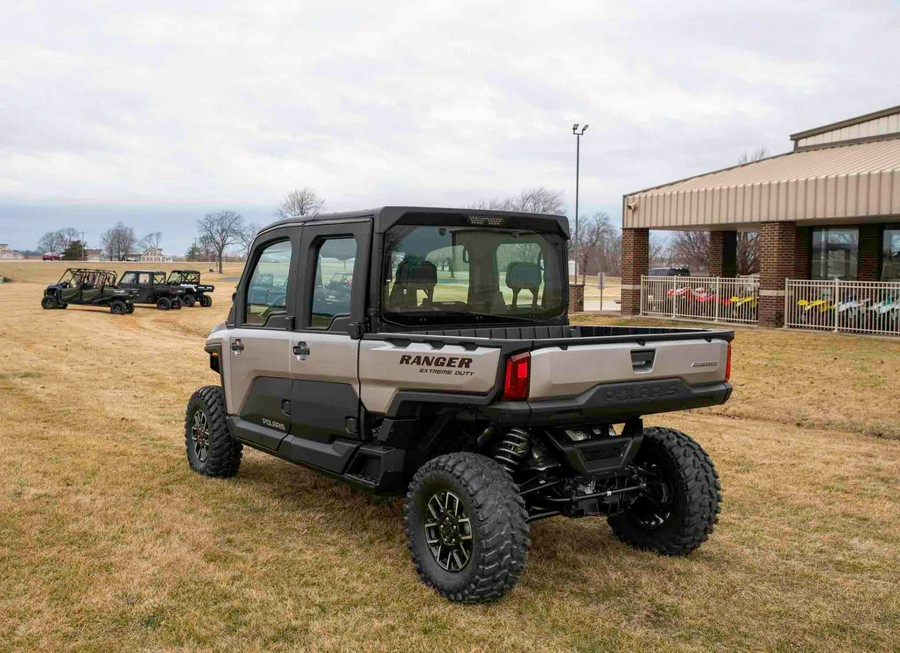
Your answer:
640;275;759;324
785;279;900;336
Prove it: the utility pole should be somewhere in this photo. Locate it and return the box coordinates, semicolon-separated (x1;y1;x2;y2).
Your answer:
572;123;588;280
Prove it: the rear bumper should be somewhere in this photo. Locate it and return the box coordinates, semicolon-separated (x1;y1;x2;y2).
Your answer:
484;379;732;427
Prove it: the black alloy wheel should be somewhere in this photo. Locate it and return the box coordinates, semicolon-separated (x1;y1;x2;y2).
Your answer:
424;490;473;572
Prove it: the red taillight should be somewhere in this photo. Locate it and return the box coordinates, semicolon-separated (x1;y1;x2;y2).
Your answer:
725;343;732;382
502;352;531;401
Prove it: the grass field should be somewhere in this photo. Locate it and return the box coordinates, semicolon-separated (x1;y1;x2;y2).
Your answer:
1;265;898;652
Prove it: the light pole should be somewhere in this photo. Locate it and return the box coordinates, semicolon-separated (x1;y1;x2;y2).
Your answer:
572;123;588;281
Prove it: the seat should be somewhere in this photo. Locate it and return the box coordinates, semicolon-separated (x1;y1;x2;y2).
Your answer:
389;258;437;308
506;262;543;308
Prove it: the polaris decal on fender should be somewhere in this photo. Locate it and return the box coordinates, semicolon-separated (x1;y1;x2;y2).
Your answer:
398;354;475;377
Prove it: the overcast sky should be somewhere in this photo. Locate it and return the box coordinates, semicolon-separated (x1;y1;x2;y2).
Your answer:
1;0;897;253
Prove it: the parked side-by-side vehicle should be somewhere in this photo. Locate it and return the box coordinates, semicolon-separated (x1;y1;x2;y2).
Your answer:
167;269;215;307
185;206;733;603
118;270;185;310
41;268;135;314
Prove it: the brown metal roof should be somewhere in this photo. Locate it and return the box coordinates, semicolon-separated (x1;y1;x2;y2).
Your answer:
624;137;900;229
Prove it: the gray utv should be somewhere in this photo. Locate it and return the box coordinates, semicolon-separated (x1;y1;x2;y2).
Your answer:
185;207;732;603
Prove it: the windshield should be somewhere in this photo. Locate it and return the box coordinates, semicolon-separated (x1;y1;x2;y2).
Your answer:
381;225;565;326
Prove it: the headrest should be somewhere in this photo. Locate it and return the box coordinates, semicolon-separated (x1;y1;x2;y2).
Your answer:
396;259;437;286
506;262;542;290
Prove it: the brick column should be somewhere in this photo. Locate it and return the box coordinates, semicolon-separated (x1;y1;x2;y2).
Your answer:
858;224;882;281
621;228;649;315
709;231;737;277
758;221;798;327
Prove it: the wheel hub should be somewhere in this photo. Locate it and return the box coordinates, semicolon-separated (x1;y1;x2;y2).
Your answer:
191;411;210;463
424;490;473;572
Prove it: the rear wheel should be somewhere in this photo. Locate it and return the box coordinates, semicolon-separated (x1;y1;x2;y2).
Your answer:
608;427;720;555
171;297;183;310
110;300;127;315
200;295;212;307
126;303;135;313
182;293;196;307
156;297;171;310
405;453;529;603
41;296;57;309
185;386;242;477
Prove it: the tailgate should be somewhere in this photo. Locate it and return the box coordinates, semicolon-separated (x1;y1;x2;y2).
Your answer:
528;338;728;400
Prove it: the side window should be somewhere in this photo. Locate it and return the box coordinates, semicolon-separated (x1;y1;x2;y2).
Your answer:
138;273;152;284
245;240;293;326
310;237;358;329
120;272;137;285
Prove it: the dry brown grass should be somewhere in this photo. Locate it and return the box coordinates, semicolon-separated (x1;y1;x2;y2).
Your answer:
1;277;898;652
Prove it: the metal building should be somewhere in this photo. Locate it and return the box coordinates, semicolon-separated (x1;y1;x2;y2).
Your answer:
621;105;900;327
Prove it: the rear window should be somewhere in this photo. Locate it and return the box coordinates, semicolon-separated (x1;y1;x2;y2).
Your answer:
382;225;565;326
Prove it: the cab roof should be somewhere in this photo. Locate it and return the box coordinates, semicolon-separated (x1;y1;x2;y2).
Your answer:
259;206;570;238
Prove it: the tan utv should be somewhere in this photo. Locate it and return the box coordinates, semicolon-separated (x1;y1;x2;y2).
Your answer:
185;207;733;603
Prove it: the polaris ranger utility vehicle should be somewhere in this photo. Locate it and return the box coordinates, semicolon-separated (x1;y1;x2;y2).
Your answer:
185;207;733;603
167;269;215;307
41;268;135;314
118;270;185;310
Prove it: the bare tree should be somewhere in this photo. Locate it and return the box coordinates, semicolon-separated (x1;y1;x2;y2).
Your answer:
670;231;710;273
470;186;564;214
276;187;325;219
573;212;617;283
737;232;760;275
37;228;79;254
239;222;260;258
197;210;244;273
37;231;66;254
737;146;769;165
649;234;670;269
139;231;163;252
101;222;136;261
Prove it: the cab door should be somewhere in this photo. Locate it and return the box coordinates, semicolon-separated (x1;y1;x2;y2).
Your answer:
289;219;371;443
225;227;300;452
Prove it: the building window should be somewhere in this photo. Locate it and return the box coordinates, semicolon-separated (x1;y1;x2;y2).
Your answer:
811;228;858;280
883;226;900;281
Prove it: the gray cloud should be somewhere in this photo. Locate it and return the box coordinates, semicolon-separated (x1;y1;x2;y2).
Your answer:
0;0;897;253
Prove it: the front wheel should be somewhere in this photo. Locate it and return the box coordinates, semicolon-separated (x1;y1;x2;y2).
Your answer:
182;293;196;307
110;300;127;315
156;297;171;310
199;295;212;307
405;453;529;603
41;296;57;310
608;427;721;555
171;297;183;310
185;386;242;477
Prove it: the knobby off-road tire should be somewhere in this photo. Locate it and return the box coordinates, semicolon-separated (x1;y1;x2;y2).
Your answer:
185;386;242;477
405;453;529;603
200;295;212;307
41;296;57;309
157;297;171;310
110;300;127;315
171;297;183;310
182;293;196;307
125;303;135;314
608;427;720;555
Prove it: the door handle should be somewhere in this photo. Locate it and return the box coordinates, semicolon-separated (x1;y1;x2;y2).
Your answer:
230;339;244;352
293;342;310;360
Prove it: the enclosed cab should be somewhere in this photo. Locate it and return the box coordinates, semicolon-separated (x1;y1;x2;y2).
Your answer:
118;270;185;310
185;207;732;603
